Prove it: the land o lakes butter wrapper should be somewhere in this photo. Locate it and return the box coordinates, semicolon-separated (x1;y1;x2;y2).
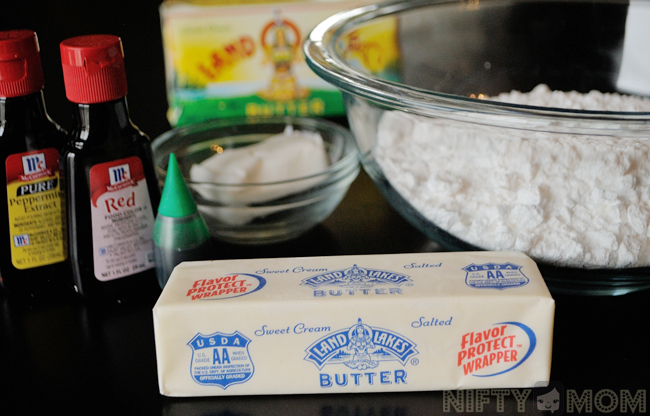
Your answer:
153;251;554;397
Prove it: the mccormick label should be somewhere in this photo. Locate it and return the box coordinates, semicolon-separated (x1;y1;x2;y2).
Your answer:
5;149;66;269
89;156;155;281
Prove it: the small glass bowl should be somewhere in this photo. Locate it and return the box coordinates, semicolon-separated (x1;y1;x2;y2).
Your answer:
152;117;359;245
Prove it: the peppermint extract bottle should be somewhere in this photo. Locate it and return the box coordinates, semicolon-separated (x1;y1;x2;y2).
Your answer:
60;35;160;303
0;30;69;298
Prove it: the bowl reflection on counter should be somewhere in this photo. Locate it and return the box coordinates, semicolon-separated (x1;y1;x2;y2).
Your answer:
304;0;650;294
152;117;359;245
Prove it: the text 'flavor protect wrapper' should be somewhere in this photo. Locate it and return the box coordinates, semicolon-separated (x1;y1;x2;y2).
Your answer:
153;251;554;397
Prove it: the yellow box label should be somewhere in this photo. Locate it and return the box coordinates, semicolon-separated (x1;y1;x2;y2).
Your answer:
164;3;331;90
160;0;398;124
337;17;400;77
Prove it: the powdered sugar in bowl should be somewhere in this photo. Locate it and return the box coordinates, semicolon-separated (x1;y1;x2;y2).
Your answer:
304;0;650;294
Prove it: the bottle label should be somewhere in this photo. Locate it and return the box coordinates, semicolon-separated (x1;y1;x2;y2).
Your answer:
89;156;155;281
5;149;66;269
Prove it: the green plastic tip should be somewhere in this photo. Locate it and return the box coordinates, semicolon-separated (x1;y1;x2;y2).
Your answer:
158;153;198;218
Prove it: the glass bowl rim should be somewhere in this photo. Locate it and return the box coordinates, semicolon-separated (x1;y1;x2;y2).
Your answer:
303;0;650;134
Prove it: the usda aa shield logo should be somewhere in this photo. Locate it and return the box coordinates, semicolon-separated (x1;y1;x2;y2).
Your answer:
188;331;254;389
463;262;529;290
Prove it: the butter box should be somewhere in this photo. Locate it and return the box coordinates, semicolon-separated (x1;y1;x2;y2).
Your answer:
159;0;398;126
153;251;554;397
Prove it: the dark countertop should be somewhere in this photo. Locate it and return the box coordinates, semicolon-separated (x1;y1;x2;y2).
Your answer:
2;169;650;416
2;1;649;415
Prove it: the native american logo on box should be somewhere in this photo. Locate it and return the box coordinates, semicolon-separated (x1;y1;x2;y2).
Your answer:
305;318;419;388
305;318;418;369
458;322;536;377
301;264;413;297
301;264;412;289
186;274;266;300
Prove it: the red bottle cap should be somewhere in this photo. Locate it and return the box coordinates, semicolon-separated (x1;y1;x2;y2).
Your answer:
0;30;44;98
60;34;128;104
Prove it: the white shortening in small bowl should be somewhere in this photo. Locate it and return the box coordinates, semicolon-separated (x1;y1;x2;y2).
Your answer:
153;251;554;397
189;125;329;206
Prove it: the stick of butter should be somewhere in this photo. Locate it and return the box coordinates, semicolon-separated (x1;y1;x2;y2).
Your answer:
153;251;554;397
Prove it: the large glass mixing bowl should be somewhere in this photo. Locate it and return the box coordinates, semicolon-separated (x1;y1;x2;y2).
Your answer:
304;0;650;295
